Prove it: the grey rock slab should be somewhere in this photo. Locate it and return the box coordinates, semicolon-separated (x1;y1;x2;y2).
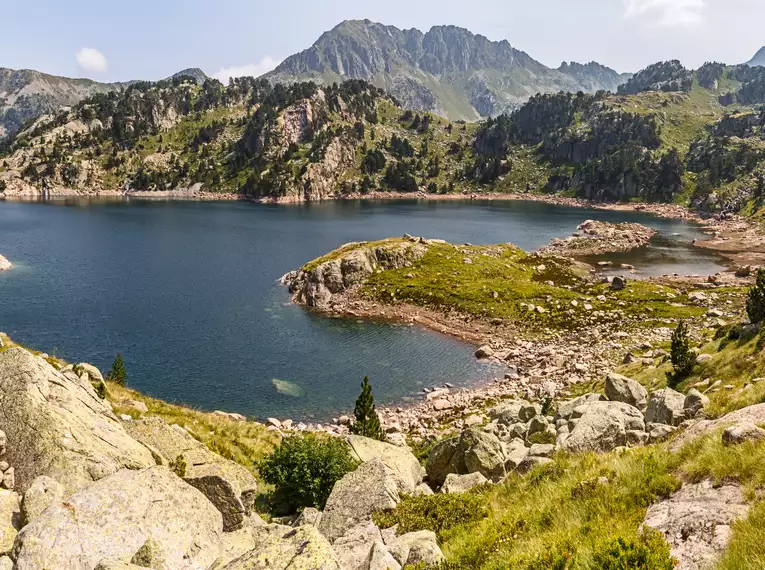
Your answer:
12;466;225;570
20;475;63;525
605;373;648;410
646;388;686;427
0;348;155;495
346;435;424;494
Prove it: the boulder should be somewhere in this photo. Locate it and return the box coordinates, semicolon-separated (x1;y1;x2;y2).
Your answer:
528;444;555;458
562;402;641;453
294;507;323;527
414;483;434;496
488;400;530;425
318;458;400;544
75;362;104;383
425;437;461;487
122;416;258;531
648;423;678;442
475;346;494;359
0;348;155;495
94;562;147;570
571;401;645;431
368;540;402;570
460;429;506;482
20;475;63;524
0;490;20;555
643;481;749;570
221;525;340;570
441;472;488;494
346;435;424;493
722;423;765;446
605;373;648;410
519;403;542;422
12;466;226;570
555;394;603;421
333;521;383;570
683;389;709;418
387;530;444;567
516;456;553;474
645;388;686;427
610;275;627;291
504;439;530;470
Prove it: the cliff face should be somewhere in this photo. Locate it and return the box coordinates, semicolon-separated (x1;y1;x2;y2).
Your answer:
266;20;629;120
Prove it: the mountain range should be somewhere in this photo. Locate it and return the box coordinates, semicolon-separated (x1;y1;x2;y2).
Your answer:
747;47;765;67
265;20;631;120
0;67;209;140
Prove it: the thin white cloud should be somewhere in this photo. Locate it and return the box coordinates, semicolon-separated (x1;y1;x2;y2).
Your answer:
212;56;281;83
75;47;108;73
624;0;706;28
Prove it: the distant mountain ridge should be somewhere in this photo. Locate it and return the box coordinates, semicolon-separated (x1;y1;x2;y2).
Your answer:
0;67;209;140
265;19;630;120
747;47;765;67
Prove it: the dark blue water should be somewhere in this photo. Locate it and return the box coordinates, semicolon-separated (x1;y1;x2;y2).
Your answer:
0;198;722;420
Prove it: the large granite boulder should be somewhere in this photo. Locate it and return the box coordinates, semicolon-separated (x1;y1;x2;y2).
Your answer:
426;428;506;486
12;466;226;570
441;472;488;494
488;400;531;426
684;389;709;418
605;373;649;410
332;521;383;570
346;435;424;493
0;348;155;495
561;401;644;453
646;388;686;427
368;540;402;570
318;458;400;544
387;531;444;567
122;416;258;531
221;525;340;570
0;490;19;556
555;393;604;421
20;475;63;525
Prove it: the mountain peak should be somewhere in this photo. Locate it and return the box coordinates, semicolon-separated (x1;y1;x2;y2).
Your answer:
266;20;627;120
747;46;765;67
171;68;209;85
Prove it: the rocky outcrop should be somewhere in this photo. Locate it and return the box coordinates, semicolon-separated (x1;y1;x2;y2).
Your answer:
282;240;426;309
643;481;749;570
13;466;227;570
538;220;657;258
318;458;401;544
221;525;340;570
0;348;155;495
122;416;258;531
346;435;424;494
671;403;765;451
20;475;63;525
426;428;508;487
560;401;644;453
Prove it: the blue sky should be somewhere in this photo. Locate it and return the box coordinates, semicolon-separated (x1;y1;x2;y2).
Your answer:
2;0;763;82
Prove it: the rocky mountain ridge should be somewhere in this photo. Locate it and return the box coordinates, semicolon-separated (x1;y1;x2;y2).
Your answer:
265;19;630;120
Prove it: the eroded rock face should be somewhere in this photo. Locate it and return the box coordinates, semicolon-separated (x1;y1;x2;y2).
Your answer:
221;525;340;570
643;481;749;570
122;416;258;531
13;466;226;570
0;348;155;495
282;241;426;309
318;458;400;544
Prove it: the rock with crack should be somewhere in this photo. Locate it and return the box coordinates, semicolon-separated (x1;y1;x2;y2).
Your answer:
318;458;401;544
642;480;749;570
122;416;258;531
12;466;227;570
332;521;383;570
646;388;686;427
220;525;340;569
426;428;507;487
0;348;155;495
345;435;424;494
561;401;644;453
605;373;648;410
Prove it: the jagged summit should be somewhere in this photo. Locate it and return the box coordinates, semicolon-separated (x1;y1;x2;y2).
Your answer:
265;19;628;120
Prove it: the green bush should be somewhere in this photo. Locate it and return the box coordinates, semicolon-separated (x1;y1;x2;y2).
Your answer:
747;269;765;325
667;321;694;388
592;528;676;569
258;433;359;513
527;431;557;445
373;491;488;539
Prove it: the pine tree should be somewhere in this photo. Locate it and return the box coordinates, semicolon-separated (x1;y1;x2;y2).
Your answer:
747;268;765;324
667;321;694;388
107;352;127;386
350;377;385;441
